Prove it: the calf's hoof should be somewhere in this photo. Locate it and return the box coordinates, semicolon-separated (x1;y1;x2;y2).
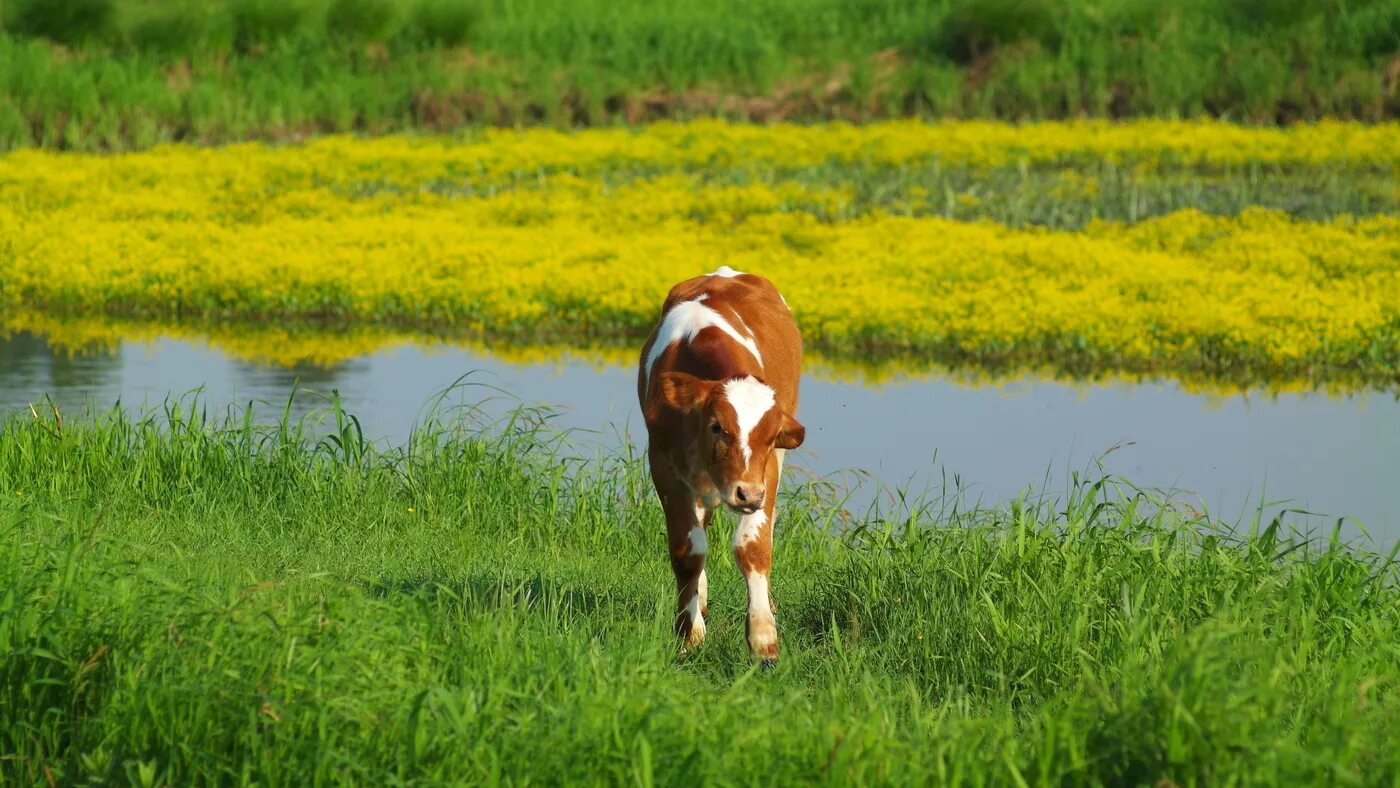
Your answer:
686;619;707;649
746;614;779;663
677;612;707;653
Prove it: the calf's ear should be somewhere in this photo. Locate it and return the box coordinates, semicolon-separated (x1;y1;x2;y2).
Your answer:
774;412;805;449
656;371;711;413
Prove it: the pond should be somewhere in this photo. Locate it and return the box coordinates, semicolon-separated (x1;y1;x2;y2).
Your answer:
2;330;1396;545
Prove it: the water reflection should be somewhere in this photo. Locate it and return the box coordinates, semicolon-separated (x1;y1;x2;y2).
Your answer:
2;330;1396;544
230;357;363;396
5;308;1390;398
0;330;123;408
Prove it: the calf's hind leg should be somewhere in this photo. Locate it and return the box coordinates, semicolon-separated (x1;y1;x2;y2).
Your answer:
664;496;710;650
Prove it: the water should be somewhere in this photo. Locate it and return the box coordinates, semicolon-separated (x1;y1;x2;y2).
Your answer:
3;330;1397;544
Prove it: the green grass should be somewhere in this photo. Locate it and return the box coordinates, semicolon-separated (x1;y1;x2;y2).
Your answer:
3;0;1400;150
2;393;1398;784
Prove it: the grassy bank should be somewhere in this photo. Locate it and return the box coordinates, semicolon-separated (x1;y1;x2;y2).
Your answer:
4;0;1400;150
4;124;1399;391
2;399;1398;784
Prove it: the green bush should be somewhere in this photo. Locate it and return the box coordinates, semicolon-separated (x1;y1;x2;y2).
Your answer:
1;0;1399;145
903;0;1063;65
129;7;212;54
1334;0;1400;58
228;0;310;51
410;0;478;47
326;0;399;42
11;0;115;45
1226;0;1334;29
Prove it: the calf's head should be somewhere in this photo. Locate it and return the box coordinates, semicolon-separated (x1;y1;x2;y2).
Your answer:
650;372;805;514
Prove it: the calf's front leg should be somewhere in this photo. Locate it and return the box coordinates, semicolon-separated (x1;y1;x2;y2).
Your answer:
732;500;778;664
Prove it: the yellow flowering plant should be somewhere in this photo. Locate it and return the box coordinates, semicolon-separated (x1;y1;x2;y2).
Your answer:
2;121;1396;391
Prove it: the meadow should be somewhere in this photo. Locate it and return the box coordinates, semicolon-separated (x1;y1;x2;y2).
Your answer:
3;121;1398;392
2;398;1399;785
3;4;1399;780
3;0;1400;150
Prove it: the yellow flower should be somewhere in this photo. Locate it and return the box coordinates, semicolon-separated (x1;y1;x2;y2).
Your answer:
1;121;1395;392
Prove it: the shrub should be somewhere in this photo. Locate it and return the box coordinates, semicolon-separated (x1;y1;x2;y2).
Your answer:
901;0;1062;65
228;0;309;51
129;7;212;54
410;0;479;47
326;0;399;42
1225;0;1336;29
1332;0;1400;58
11;0;115;45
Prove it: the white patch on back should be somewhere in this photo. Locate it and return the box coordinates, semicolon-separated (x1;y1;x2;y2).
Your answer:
723;377;776;469
688;525;708;557
730;309;753;338
710;266;743;278
732;510;767;550
644;294;763;384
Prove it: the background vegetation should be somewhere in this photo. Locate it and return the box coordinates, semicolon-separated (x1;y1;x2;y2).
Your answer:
6;127;1397;392
3;0;1400;150
2;397;1398;784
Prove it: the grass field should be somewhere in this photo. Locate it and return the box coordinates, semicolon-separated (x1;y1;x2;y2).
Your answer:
3;0;1400;149
4;122;1398;392
4;3;1398;782
2;397;1398;784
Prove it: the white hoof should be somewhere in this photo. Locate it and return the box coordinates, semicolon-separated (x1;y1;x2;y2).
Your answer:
686;614;707;648
747;613;778;660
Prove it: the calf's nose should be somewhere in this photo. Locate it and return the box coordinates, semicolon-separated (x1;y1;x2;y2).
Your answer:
732;483;765;510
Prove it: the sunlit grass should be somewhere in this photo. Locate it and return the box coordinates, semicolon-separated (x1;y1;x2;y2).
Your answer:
2;395;1398;784
4;0;1400;151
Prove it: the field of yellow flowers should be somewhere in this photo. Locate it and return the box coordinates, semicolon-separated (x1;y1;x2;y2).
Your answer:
2;120;1398;390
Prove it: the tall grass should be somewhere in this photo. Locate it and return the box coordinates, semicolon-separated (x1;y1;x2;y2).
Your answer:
2;394;1398;784
2;0;1400;149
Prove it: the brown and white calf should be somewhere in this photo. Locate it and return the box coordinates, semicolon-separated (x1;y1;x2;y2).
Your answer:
637;266;805;664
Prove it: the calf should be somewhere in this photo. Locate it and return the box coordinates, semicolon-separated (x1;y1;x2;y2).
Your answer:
637;266;805;664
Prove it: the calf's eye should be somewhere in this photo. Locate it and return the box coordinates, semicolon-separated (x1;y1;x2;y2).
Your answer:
710;422;723;435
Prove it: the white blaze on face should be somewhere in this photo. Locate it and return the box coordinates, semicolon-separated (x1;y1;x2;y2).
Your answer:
709;266;743;278
644;294;763;385
722;377;776;470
